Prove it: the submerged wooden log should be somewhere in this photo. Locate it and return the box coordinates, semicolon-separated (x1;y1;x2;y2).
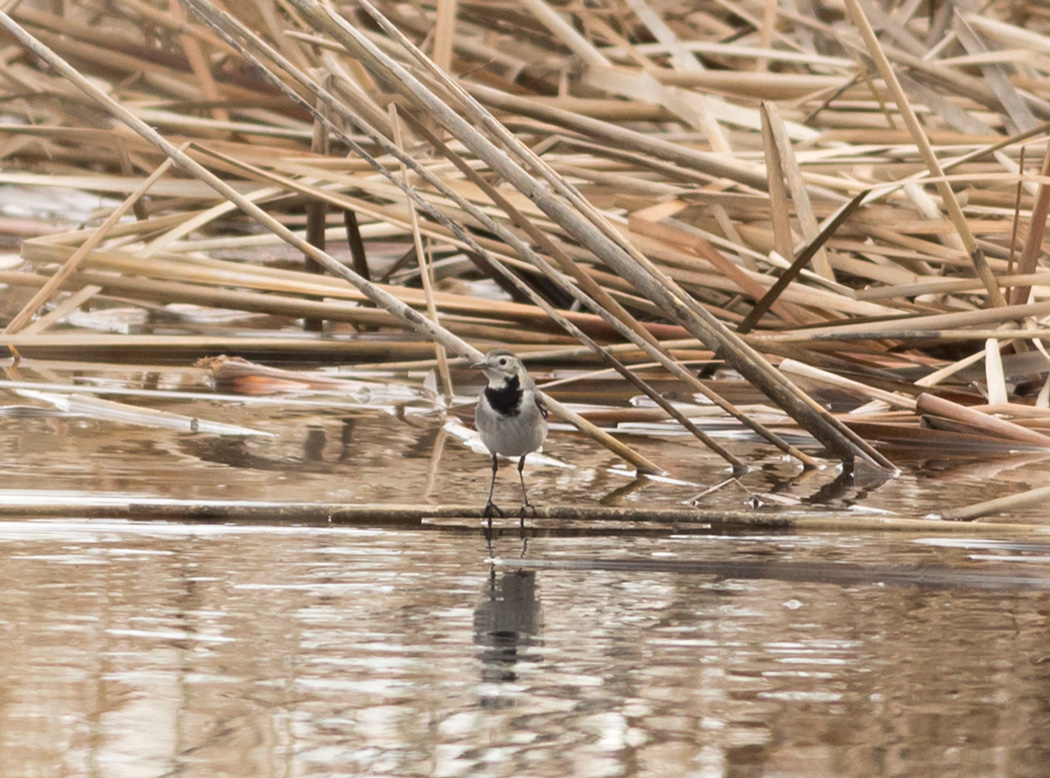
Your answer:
494;556;1050;591
0;497;1040;533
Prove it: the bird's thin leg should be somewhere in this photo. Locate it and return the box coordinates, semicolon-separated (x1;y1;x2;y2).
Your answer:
483;453;503;525
488;453;499;504
517;454;535;526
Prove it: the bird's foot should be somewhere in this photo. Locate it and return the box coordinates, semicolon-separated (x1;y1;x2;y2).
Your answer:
518;501;538;523
483;501;504;520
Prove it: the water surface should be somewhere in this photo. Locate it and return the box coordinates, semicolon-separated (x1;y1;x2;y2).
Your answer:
2;521;1050;777
2;369;1050;776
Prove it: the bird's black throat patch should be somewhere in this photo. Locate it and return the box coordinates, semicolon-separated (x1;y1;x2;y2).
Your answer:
484;375;522;416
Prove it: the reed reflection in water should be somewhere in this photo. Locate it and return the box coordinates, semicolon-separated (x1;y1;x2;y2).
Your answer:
0;521;1049;777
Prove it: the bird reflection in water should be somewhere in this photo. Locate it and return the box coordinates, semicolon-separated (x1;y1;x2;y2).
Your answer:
473;567;543;701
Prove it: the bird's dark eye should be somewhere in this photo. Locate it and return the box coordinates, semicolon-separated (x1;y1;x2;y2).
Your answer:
498;358;507;366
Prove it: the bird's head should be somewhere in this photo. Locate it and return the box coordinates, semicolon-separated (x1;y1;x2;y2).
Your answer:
472;349;528;387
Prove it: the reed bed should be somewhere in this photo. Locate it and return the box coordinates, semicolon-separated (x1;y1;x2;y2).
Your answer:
2;0;1050;476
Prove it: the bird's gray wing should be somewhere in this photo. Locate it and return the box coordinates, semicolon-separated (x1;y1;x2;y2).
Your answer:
534;393;549;420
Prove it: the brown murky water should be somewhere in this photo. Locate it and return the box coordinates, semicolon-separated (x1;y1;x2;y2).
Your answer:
3;366;1050;776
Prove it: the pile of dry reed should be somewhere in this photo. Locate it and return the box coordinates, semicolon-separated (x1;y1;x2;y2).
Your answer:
2;0;1050;475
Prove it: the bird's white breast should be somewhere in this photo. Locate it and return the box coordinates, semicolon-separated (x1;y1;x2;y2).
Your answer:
476;388;547;457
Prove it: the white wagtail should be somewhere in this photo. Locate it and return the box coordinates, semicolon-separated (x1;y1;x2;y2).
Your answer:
473;349;548;521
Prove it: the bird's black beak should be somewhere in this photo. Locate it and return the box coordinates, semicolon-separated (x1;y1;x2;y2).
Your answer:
470;359;485;370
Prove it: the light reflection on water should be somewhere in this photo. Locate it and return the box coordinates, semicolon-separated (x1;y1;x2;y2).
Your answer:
4;379;1050;776
1;520;1049;777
